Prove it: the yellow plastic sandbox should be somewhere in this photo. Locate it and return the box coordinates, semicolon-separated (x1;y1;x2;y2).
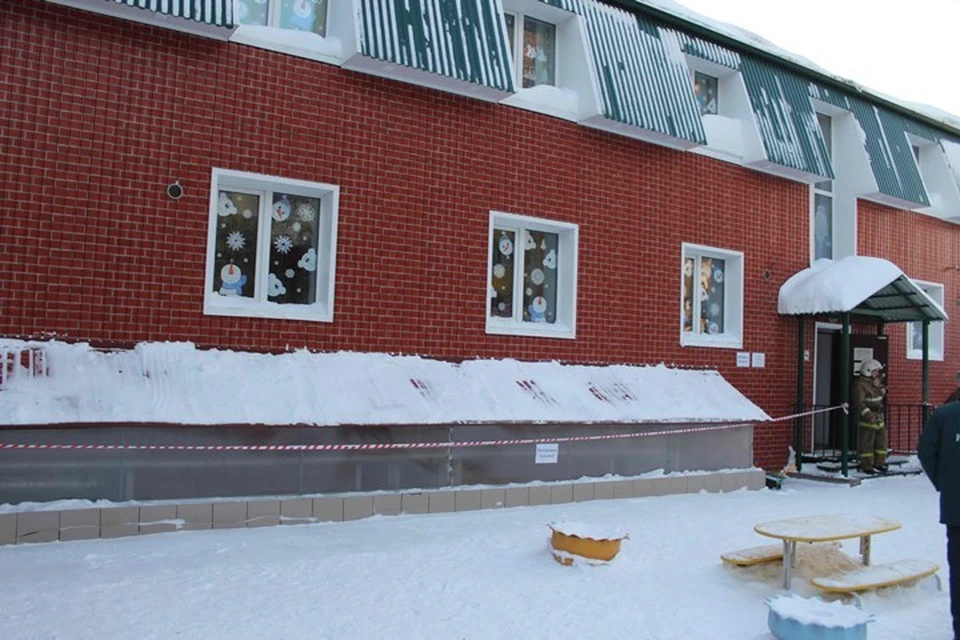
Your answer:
549;525;628;566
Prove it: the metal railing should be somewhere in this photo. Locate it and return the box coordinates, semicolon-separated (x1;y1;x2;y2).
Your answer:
797;403;930;468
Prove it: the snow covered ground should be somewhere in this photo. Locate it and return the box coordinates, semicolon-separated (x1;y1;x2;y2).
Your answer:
0;473;950;639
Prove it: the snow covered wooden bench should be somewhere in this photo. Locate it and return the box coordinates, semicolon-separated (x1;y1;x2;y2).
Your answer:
811;559;940;593
721;544;784;566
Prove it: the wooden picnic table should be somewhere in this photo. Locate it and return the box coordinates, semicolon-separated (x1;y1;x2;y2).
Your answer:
753;514;902;589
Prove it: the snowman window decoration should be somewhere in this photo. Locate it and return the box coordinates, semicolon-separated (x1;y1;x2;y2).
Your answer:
490;226;559;324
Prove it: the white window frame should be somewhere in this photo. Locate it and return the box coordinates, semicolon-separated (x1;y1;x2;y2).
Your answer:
486;211;578;339
811;112;834;262
906;280;944;361
237;0;328;36
503;9;559;90
204;168;339;323
680;243;744;349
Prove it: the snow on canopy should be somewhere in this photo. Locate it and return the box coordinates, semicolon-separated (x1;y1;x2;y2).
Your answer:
0;340;769;427
777;256;948;321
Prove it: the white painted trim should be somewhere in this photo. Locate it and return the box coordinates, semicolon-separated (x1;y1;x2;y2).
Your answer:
486;211;578;340
679;243;744;349
907;134;960;219
230;26;343;65
204;168;339;323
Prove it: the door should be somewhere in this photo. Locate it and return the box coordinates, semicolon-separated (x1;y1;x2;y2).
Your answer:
831;334;888;455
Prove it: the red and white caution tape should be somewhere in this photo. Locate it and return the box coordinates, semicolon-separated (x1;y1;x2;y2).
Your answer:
0;405;848;453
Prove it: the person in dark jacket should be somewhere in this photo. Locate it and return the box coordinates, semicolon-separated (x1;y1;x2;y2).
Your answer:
852;358;887;473
918;401;960;639
944;371;960;405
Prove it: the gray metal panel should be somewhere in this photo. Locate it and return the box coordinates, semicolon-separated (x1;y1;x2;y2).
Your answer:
0;422;752;503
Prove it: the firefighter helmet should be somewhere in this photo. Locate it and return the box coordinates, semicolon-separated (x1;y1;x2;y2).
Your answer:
860;358;883;377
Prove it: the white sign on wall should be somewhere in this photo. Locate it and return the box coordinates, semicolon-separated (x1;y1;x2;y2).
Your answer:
736;352;751;367
535;443;559;464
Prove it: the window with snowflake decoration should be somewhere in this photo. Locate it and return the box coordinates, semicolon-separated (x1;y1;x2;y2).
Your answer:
237;0;328;36
680;244;743;349
205;169;339;322
488;211;577;339
504;12;556;89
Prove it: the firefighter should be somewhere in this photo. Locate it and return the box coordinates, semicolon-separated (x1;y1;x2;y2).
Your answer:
852;358;887;474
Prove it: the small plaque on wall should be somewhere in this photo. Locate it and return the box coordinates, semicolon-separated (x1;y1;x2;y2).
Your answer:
535;443;559;464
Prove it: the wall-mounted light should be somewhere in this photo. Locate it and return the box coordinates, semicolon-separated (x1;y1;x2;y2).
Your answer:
166;180;184;200
762;269;773;280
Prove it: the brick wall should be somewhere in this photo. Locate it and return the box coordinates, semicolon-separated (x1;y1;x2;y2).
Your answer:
4;1;958;469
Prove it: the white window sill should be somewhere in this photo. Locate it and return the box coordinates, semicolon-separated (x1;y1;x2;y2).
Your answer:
680;333;742;349
486;319;575;340
907;350;944;362
230;25;343;65
204;297;332;323
500;85;581;122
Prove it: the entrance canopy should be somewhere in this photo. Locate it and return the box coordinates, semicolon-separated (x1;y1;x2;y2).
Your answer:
778;256;948;323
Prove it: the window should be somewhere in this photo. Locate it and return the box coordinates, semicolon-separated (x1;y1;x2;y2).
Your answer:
907;281;944;361
813;112;833;261
681;244;743;348
237;0;328;36
487;212;577;338
205;169;339;322
504;13;556;89
693;71;718;116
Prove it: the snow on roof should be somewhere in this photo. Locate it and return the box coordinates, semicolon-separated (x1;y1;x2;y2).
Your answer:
636;0;960;130
0;340;770;427
777;256;947;320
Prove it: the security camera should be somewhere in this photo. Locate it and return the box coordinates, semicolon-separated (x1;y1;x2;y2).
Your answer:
166;181;184;200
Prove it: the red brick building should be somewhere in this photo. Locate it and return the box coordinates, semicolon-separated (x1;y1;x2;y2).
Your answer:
2;0;959;506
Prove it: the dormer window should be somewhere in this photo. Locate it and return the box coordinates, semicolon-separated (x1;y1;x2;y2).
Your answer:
237;0;327;36
504;13;556;88
813;112;834;261
693;72;718;116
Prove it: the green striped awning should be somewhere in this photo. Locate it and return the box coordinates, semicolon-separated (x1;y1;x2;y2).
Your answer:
662;29;740;69
739;57;833;180
545;0;706;145
809;83;931;207
357;0;514;92
107;0;234;26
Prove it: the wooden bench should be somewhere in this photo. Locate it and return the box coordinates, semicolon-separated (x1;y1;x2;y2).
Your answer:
811;559;940;593
721;544;784;566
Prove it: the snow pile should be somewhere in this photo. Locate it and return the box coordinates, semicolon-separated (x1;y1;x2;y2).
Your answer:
767;594;874;628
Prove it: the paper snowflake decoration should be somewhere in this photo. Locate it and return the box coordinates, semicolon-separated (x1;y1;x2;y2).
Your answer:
296;203;316;222
274;235;293;254
226;231;246;251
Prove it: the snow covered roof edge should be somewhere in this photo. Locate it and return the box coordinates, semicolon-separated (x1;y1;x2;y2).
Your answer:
626;0;960;135
0;340;771;426
778;256;948;320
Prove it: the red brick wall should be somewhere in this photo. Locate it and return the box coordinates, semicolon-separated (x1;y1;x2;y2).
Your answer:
4;1;954;469
858;200;960;405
